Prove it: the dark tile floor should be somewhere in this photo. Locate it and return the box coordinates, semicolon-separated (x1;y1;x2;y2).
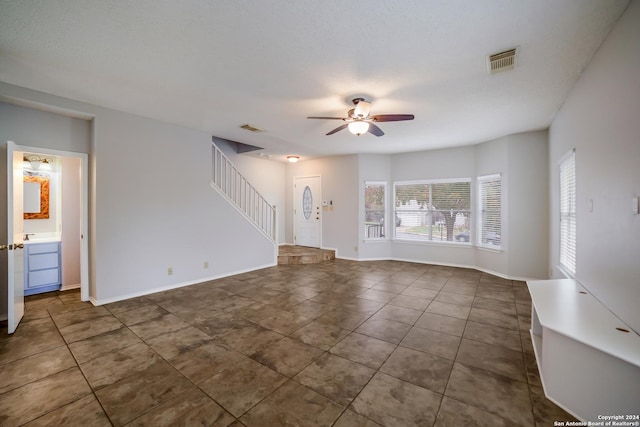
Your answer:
0;259;576;426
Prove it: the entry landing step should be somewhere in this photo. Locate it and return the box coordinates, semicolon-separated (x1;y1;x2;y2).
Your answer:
278;245;336;265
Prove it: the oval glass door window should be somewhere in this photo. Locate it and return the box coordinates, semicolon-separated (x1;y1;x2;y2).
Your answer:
302;186;313;220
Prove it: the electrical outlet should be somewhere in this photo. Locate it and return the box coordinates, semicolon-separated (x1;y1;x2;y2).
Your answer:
167;267;173;276
204;261;209;269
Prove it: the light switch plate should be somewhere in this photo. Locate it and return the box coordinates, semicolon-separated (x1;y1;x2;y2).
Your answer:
633;197;639;215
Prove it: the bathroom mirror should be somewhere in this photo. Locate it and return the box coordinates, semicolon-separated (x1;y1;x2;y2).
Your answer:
24;181;41;213
23;175;50;219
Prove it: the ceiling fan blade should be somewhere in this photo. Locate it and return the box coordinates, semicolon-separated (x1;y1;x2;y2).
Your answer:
368;123;385;137
307;116;347;120
370;114;415;122
326;124;348;135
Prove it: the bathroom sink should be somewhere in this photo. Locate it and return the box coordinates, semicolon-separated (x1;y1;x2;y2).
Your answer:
24;235;61;243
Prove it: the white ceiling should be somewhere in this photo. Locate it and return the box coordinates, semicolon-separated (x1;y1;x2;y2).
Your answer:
0;0;630;161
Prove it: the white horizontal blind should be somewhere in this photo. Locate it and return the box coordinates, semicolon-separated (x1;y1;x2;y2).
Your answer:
364;182;386;239
395;182;430;241
394;179;471;242
478;174;502;248
559;150;576;275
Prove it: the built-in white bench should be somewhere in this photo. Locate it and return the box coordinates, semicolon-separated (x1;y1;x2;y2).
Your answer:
527;279;640;421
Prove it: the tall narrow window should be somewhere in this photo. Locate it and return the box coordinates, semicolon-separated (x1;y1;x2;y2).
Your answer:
559;150;576;276
364;182;386;239
478;174;502;248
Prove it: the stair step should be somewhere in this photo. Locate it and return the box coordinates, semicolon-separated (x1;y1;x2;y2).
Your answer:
278;245;335;265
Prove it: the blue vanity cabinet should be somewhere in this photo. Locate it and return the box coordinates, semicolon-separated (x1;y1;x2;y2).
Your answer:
24;241;62;296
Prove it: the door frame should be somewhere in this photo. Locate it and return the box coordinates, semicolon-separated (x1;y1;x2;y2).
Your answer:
293;175;322;248
7;141;25;333
9;142;90;302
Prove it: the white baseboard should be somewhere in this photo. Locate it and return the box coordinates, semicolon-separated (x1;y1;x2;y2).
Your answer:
349;256;390;262
60;283;81;292
92;261;276;306
335;255;360;261
353;255;537;282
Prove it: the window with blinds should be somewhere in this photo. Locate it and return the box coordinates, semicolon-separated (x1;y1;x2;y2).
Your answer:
478;174;502;248
364;182;386;239
559;150;576;276
394;179;471;243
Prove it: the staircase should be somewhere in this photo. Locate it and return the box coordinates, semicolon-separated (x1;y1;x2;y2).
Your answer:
211;141;276;242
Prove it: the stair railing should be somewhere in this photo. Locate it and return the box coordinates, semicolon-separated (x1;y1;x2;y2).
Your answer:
211;142;276;242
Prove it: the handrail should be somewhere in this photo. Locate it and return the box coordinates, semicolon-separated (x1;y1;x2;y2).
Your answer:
211;142;276;241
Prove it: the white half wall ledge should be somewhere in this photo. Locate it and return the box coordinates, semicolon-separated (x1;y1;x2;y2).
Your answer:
90;261;276;306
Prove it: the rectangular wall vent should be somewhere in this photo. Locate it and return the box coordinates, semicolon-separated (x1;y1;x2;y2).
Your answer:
487;48;517;74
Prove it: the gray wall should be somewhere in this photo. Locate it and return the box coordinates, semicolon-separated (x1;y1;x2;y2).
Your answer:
549;1;640;333
506;131;549;278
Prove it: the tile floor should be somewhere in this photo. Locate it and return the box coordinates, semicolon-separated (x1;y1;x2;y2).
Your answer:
0;259;576;426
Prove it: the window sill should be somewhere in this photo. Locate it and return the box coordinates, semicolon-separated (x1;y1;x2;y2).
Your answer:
476;245;503;254
363;238;389;244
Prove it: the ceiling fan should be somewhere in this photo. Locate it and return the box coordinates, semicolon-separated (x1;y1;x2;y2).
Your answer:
307;98;415;137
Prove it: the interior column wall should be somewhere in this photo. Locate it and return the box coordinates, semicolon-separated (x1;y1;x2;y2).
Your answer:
548;1;640;333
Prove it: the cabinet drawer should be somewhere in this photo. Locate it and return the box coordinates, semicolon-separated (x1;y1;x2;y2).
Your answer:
27;242;60;254
29;253;59;270
28;268;60;288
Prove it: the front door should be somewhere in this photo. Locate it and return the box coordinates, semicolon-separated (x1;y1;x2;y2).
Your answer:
294;176;321;248
6;141;25;334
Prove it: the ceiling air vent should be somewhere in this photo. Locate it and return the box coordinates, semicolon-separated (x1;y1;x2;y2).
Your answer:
487;48;517;74
240;124;262;132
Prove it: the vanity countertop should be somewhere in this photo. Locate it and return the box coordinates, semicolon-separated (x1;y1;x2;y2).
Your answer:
24;237;61;244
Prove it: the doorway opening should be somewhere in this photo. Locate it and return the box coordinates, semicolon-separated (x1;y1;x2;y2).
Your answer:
7;141;89;333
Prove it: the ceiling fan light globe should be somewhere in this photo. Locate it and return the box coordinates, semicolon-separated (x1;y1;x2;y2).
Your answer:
348;121;369;136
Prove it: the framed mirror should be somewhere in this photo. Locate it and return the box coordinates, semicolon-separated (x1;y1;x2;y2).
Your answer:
23;174;50;219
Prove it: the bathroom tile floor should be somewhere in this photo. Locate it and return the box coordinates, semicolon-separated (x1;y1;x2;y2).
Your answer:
0;259;576;426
